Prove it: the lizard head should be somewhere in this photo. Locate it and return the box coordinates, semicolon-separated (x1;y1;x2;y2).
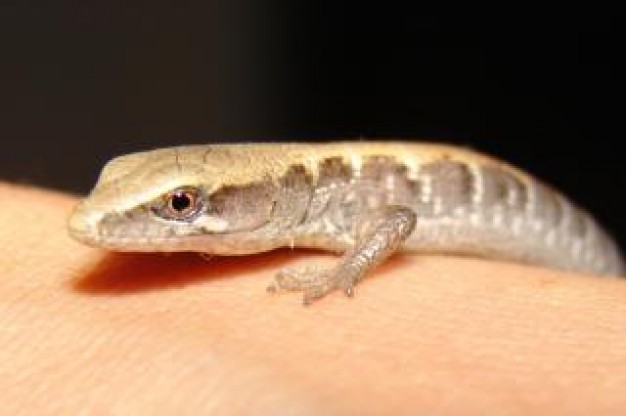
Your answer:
68;146;280;253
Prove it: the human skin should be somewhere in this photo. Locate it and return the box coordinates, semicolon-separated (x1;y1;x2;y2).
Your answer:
1;182;625;415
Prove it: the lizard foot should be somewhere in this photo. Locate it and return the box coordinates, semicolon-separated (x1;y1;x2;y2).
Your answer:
267;266;355;305
267;206;417;305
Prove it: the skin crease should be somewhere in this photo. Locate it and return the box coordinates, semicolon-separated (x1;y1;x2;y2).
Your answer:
1;182;626;415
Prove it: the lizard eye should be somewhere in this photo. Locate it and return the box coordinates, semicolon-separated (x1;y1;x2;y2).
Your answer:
154;187;204;221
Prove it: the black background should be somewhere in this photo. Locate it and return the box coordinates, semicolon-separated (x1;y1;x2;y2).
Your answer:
1;3;624;247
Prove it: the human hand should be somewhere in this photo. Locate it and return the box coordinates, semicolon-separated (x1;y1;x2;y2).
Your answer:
1;183;625;415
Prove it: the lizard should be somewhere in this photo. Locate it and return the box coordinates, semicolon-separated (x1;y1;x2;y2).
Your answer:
68;141;625;304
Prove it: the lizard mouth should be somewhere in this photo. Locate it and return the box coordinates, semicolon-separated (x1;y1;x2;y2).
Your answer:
68;227;199;252
67;203;152;250
68;207;245;253
67;201;187;251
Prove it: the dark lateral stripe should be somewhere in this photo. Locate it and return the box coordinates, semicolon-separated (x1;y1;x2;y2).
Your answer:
318;157;353;183
418;160;475;213
499;169;529;210
360;155;408;179
478;166;529;211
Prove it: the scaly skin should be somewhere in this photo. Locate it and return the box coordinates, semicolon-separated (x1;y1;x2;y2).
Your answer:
68;141;624;303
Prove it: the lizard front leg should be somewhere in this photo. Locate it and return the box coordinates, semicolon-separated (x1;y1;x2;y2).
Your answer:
268;206;417;305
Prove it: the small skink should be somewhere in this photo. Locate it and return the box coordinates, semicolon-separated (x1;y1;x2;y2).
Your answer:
68;141;624;303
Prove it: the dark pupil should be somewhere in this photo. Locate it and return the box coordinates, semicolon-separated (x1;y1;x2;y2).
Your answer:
170;192;192;212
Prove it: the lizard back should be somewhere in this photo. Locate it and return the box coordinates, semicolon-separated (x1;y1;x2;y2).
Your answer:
270;142;624;276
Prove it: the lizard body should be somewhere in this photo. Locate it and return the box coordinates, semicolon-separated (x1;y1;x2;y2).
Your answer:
68;142;624;303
